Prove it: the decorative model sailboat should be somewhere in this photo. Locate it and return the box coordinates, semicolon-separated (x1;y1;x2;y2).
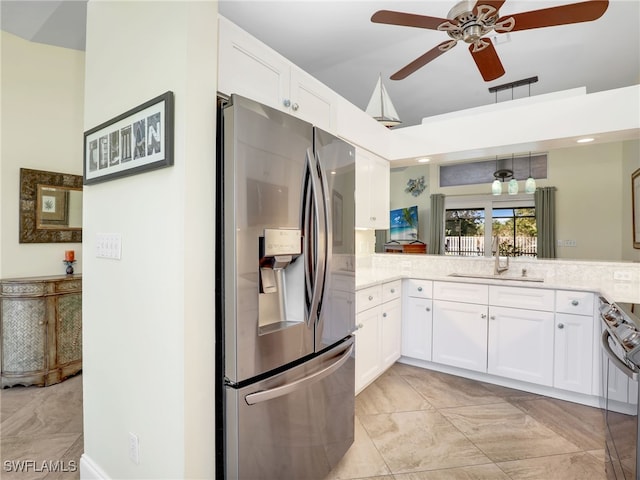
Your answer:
365;74;402;128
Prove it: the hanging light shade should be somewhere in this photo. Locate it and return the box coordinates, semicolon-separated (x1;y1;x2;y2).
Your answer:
525;152;537;194
508;154;518;195
492;179;502;195
365;74;402;127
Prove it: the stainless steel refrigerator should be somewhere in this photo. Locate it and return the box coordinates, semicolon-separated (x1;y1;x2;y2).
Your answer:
215;94;356;479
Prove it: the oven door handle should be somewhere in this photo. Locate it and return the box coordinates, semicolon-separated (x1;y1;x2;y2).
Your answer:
601;329;639;381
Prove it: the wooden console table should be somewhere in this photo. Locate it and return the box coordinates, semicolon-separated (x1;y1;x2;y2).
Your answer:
384;242;427;254
1;275;82;387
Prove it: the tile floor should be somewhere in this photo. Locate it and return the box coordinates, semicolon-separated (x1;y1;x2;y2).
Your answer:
0;364;608;480
326;362;607;480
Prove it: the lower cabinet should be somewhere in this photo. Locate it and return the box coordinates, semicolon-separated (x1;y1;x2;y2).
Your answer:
432;299;488;373
554;313;594;394
487;306;555;386
355;280;401;393
402;296;433;361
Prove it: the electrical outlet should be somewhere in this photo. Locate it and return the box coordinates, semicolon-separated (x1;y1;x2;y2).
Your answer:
563;240;577;247
614;271;633;282
128;432;139;464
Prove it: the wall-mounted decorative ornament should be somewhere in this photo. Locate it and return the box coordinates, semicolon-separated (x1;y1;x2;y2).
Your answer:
405;176;426;197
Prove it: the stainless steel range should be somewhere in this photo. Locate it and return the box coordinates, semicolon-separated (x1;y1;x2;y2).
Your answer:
600;297;640;479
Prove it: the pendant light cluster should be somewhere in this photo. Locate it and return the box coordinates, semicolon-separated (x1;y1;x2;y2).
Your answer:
491;153;537;195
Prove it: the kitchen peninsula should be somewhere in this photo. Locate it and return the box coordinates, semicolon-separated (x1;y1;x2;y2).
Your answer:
350;253;640;415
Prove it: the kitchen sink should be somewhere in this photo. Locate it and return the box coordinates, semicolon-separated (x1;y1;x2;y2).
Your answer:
448;273;544;283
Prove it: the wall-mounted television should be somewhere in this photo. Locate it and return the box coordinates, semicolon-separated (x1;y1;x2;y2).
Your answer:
390;206;418;241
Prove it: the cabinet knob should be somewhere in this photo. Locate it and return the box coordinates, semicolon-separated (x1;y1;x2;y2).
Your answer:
368;295;373;301
571;300;579;306
490;316;496;320
283;99;291;108
558;323;565;329
38;320;44;325
390;288;395;294
383;313;387;318
417;287;423;292
291;103;299;111
358;323;364;329
481;314;487;319
426;307;431;312
370;216;376;221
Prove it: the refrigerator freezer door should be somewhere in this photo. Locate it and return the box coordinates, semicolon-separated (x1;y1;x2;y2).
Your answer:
223;95;316;384
225;336;355;480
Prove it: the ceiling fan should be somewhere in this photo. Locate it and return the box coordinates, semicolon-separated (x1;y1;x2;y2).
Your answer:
371;0;609;81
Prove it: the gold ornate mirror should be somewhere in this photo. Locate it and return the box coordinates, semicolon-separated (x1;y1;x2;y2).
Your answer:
20;168;83;243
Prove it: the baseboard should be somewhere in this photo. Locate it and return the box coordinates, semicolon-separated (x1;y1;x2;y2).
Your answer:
80;454;110;480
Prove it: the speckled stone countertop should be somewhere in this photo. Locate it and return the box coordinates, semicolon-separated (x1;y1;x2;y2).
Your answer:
353;254;640;304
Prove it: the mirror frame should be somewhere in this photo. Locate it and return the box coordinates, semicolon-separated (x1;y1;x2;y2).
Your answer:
19;168;83;243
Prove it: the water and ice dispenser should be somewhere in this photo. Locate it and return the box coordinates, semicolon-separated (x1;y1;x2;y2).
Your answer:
258;228;304;334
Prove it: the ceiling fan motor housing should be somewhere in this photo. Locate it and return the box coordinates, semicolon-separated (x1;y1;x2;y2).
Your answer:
444;1;499;43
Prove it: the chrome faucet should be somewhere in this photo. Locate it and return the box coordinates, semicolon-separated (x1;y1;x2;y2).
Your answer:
493;237;509;275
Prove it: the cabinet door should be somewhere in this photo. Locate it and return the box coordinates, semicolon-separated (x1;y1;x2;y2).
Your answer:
402;297;432;361
290;66;336;132
432;300;487;372
218;16;290;111
56;293;83;366
553;313;594;394
488;306;554;386
355;306;381;393
355;148;389;229
1;298;47;374
381;299;402;369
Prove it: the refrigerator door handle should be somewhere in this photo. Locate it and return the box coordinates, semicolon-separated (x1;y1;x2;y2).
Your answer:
314;150;332;310
304;148;326;326
244;343;354;405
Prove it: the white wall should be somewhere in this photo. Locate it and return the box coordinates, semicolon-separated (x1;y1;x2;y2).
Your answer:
622;139;640;262
0;31;85;277
82;2;217;479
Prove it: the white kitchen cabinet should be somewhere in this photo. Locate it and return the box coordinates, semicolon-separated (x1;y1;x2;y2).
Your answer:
554;313;594;394
354;281;401;393
381;298;402;370
432;299;488;373
401;279;433;361
218;16;336;132
487;306;555;386
355;305;382;393
355;147;390;230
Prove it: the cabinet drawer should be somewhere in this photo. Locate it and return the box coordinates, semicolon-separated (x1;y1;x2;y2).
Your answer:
403;279;433;299
433;281;488;304
356;285;382;313
556;290;594;316
489;286;554;312
382;280;401;303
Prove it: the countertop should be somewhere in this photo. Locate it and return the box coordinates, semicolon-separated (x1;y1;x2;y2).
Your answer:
350;254;640;303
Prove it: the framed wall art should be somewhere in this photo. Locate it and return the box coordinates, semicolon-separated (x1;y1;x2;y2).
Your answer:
83;91;174;185
633;168;640;249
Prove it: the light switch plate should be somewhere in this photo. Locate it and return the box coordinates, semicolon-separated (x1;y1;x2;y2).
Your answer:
96;233;122;259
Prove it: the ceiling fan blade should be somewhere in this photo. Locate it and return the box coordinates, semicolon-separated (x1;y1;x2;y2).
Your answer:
469;41;505;81
499;0;608;32
371;10;449;30
390;41;456;80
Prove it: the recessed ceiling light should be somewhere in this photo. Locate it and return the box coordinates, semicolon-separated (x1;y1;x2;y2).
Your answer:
577;137;594;143
418;158;430;163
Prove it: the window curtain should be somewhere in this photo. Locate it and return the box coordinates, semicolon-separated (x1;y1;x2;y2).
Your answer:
535;187;557;258
428;193;445;254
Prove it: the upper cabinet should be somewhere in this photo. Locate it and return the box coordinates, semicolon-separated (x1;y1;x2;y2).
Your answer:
218;16;337;133
355;147;390;230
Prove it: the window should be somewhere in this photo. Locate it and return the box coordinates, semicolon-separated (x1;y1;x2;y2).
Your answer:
444;195;536;257
492;207;537;257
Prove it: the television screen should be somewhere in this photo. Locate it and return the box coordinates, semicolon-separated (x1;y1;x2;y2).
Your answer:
390;206;418;241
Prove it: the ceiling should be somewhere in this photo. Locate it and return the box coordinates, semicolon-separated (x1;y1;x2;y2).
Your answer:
2;0;638;129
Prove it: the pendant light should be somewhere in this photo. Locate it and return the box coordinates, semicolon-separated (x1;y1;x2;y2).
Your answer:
508;154;518;195
525;152;537;194
491;157;502;195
